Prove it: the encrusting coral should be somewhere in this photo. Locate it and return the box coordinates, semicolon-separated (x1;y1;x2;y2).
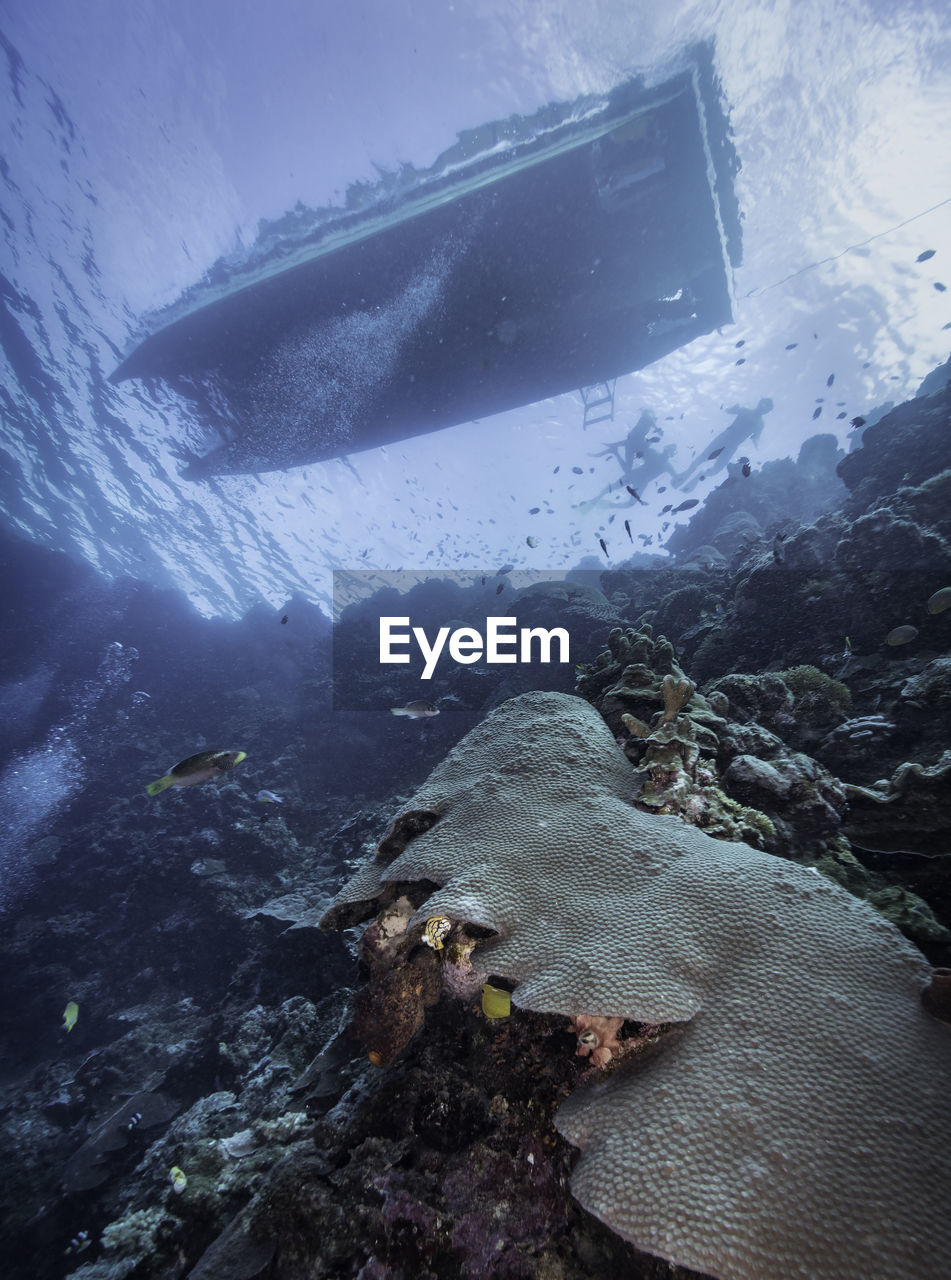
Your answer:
322;690;951;1280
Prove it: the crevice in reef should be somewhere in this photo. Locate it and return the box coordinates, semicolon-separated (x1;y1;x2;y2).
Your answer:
377;809;443;863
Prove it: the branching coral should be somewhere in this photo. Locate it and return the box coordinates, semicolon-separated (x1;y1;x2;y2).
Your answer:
660;672;695;723
606;640;774;846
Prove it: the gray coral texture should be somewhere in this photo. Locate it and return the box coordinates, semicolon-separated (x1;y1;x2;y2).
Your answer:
325;690;951;1280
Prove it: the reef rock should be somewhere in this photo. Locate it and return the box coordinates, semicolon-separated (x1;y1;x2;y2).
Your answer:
837;380;951;511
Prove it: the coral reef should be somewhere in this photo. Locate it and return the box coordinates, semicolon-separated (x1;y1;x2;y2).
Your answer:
578;629;796;851
2;375;951;1280
840;750;951;856
776;664;852;739
568;1015;626;1068
837;380;951;509
353;948;442;1068
322;690;951;1280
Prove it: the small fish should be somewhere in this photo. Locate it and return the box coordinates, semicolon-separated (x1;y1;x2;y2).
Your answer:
572;466;584;474
785;342;798;350
480;576;486;585
626;486;646;504
842;636;853;659
624;520;633;542
280;615;288;625
526;535;539;548
390;700;440;719
497;563;514;575
836;411;846;419
657;485;666;493
850;416;866;429
812;406;822;420
423;916;452;950
735;339;745;348
741;462;751;478
646;435;662;443
661;504;672;514
926;587;951;615
826;373;835;387
496;582;505;594
885;625;918;646
934;282;947;292
147;750;247;796
127;1111;143;1130
708;447;724;459
917;249;936;262
599;537;608;556
64;1231;91;1256
528;507;540;514
481;983;512;1019
63;1001;78;1033
672;499;699;513
170;1166;188;1194
553;465;560;474
256;789;283;804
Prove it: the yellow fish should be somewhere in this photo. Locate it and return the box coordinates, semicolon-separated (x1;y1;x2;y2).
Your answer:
170;1166;187;1194
481;984;512;1019
63;1001;78;1032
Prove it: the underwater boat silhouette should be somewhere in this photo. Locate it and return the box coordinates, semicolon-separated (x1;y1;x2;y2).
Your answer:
110;44;741;477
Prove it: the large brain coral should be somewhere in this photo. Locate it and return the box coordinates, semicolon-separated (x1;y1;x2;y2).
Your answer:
322;691;951;1280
